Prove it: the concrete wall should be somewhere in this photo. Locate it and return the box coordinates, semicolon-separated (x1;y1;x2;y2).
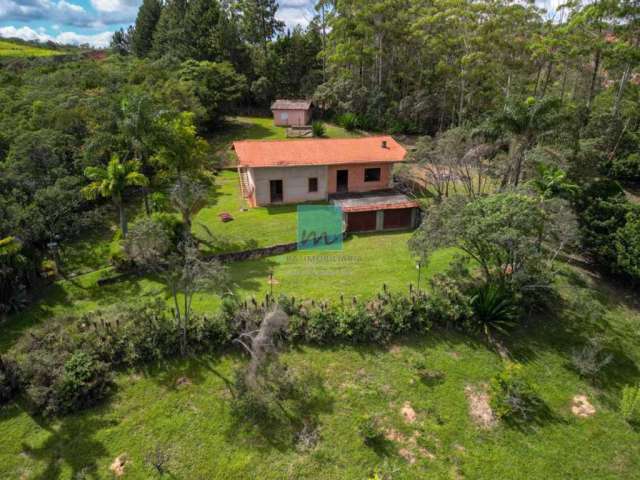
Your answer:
327;163;393;194
272;109;312;127
251;165;328;205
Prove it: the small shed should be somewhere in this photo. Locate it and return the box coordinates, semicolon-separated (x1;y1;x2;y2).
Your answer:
271;99;313;127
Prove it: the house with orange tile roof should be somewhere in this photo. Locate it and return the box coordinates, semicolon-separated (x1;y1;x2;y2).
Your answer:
233;136;420;232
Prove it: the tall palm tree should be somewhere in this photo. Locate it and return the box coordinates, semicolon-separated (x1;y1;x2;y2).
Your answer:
120;94;160;215
82;155;148;237
496;96;562;187
170;177;208;238
528;163;579;201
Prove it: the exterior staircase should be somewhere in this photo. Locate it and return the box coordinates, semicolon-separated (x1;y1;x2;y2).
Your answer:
237;167;255;208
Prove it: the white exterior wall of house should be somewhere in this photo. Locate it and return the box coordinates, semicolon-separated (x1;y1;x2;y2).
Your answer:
250;165;328;205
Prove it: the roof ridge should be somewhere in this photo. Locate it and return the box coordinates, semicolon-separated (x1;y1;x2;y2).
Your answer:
233;135;395;145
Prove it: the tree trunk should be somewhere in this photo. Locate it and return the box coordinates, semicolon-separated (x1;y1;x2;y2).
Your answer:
560;65;568;100
612;64;631;121
532;63;542;97
587;48;601;110
540;60;554;98
118;203;128;237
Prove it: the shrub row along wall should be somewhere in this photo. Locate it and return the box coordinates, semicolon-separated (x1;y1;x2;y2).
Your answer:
2;285;466;417
206;242;299;263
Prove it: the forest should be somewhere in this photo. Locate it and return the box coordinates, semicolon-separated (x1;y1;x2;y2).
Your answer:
0;0;640;478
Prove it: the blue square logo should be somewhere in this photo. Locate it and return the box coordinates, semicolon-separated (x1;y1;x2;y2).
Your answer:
297;205;343;251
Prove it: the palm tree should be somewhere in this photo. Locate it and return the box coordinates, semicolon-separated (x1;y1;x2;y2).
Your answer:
528;163;579;201
170;177;208;238
496;96;562;187
120;94;160;215
82;155;148;237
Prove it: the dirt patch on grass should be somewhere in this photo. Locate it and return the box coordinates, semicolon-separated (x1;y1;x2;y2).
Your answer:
401;402;417;424
465;384;497;429
571;394;596;418
385;429;435;464
176;376;192;388
110;454;129;477
388;344;403;356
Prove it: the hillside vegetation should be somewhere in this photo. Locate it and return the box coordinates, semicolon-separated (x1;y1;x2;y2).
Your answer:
0;40;66;58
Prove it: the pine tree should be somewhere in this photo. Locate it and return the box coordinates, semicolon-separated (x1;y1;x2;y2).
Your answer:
152;0;189;59
238;0;285;53
131;0;162;58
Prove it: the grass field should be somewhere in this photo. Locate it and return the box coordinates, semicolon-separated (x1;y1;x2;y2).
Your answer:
0;40;65;58
4;114;640;479
1;232;452;353
2;265;640;479
195;170;316;253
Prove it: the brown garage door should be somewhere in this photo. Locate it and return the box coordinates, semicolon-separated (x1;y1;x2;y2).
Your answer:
383;208;413;230
347;211;377;232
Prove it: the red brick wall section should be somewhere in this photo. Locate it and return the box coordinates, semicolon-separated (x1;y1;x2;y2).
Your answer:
327;163;393;194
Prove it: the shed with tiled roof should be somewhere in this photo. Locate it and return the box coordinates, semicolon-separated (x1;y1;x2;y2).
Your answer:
271;99;313;127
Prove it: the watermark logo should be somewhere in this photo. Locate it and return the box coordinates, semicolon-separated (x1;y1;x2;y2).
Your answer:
297;205;343;251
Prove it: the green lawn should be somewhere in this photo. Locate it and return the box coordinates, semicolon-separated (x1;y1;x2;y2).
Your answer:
2;264;640;479
0;40;65;58
195;170;318;253
2;233;450;353
4;114;640;479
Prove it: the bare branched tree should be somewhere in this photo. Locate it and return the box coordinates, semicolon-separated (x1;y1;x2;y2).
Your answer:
234;306;289;390
125;219;227;355
400;128;497;201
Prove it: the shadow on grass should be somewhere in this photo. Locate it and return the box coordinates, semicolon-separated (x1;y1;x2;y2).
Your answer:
0;282;72;353
225;360;335;452
505;266;640;409
19;408;115;480
367;437;397;458
227;256;279;294
140;351;239;392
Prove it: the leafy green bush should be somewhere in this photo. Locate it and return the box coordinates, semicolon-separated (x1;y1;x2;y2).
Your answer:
611;153;640;182
337;112;358;131
285;290;431;345
55;352;112;414
425;274;473;328
358;414;385;446
469;282;518;337
575;179;631;270
0;356;20;404
615;210;640;281
490;362;544;426
150;212;186;248
17;323;113;416
107;235;131;271
0;236;34;315
620;385;640;424
312;121;326;137
570;338;613;381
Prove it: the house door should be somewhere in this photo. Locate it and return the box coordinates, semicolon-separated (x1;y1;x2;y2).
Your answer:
270;180;283;203
337;170;349;193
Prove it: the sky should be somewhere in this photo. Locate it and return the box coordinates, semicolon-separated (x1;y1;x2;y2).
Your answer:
0;0;560;49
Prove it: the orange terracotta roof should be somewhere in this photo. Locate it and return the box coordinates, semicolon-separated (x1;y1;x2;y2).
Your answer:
233;136;407;168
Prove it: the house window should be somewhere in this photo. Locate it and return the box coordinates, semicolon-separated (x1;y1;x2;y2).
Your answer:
280;112;289;121
308;177;318;192
364;168;381;182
